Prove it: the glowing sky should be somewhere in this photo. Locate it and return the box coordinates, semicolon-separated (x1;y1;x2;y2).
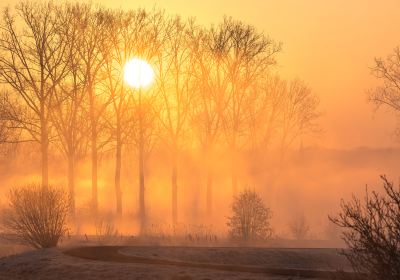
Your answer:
2;0;400;149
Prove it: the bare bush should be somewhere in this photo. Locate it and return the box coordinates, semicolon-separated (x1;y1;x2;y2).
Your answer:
289;215;310;240
1;184;70;249
329;175;400;280
227;190;272;241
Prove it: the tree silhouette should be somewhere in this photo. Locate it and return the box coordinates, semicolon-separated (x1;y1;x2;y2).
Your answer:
211;17;281;195
227;189;272;241
51;3;90;215
73;4;114;215
156;17;196;225
330;176;400;280
0;1;322;232
0;2;71;186
369;47;400;140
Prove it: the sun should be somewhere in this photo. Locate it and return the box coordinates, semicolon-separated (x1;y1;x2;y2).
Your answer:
123;58;155;89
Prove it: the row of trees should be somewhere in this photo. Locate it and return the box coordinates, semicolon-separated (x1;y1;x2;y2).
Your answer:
0;1;320;231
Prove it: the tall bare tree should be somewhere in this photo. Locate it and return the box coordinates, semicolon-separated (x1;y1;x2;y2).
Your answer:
277;79;320;163
75;4;114;215
0;2;70;186
211;17;281;195
247;75;285;153
0;92;21;154
102;9;133;217
156;17;196;224
369;47;400;139
50;3;89;214
189;25;226;218
103;8;164;227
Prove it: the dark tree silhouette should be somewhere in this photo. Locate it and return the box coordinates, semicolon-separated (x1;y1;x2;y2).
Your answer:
369;47;400;140
122;10;166;231
74;4;114;215
189;24;225;219
329;176;400;280
156;17;196;225
227;189;272;241
51;3;90;215
2;184;70;249
0;2;70;187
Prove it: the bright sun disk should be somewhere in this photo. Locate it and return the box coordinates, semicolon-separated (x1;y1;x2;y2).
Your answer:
123;58;154;89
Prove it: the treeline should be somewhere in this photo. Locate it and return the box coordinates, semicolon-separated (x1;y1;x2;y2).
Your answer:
0;1;320;231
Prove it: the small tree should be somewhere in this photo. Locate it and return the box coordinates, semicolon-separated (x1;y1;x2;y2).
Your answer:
329;176;400;280
2;184;70;249
289;215;310;240
227;190;272;241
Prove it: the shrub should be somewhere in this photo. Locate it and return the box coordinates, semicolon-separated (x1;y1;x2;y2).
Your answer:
1;184;70;249
329;176;400;280
227;189;272;241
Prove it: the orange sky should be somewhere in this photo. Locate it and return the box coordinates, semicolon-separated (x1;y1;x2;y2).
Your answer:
2;0;400;149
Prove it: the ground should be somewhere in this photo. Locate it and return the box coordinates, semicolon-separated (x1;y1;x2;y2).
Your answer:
0;242;354;280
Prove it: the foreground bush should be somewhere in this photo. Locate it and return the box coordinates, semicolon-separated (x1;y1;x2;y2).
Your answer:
227;190;272;241
329;176;400;280
2;184;69;249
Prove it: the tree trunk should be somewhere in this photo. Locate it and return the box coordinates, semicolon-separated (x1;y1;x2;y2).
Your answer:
40;116;49;187
91;130;98;215
138;90;146;234
231;141;238;196
115;124;122;216
41;138;49;187
67;153;75;216
138;139;145;233
171;149;178;225
205;147;213;218
89;84;98;216
206;166;213;218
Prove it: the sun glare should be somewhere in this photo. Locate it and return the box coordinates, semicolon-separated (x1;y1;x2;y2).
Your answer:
123;58;155;89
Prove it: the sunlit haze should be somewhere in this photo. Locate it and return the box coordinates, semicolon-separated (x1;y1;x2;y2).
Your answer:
98;0;400;149
0;1;400;278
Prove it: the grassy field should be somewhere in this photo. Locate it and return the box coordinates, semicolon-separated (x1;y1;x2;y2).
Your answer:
0;239;355;280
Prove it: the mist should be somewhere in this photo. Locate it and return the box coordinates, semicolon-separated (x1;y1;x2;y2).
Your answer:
1;140;396;242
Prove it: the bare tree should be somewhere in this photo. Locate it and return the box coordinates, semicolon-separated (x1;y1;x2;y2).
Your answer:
74;4;114;215
227;189;272;241
0;92;23;145
188;24;225;218
211;17;281;195
0;1;70;186
50;3;89;215
245;74;286;180
104;8;165;228
329;176;400;280
156;17;196;224
101;9;138;217
369;47;400;140
278;79;320;163
289;215;310;240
